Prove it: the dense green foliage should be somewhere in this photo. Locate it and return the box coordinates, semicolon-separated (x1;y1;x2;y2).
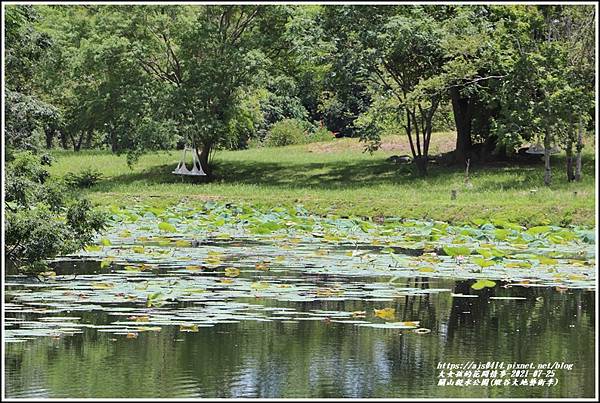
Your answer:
63;167;103;188
4;4;595;179
2;8;595;399
4;153;107;273
5;5;59;151
2;4;596;271
265;119;309;147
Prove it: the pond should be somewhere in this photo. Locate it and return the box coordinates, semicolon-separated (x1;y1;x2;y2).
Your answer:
4;203;596;398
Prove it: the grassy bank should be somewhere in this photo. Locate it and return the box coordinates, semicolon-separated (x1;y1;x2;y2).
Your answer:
48;132;596;227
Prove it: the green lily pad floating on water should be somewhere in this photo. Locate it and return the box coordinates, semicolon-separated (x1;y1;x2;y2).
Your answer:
6;200;595;345
471;279;496;290
494;229;511;240
492;219;523;231
537;256;558;265
249;222;284;234
471;257;495;268
158;222;177;232
100;258;114;269
477;247;506;258
471;218;486;227
146;292;164;307
526;226;552;236
443;245;471;257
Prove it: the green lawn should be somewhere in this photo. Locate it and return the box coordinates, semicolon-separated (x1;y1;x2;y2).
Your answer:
48;132;596;227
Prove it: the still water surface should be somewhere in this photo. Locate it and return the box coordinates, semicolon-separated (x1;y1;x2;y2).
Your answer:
5;271;595;398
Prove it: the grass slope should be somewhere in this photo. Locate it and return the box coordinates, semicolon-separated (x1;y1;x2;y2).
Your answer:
48;132;596;226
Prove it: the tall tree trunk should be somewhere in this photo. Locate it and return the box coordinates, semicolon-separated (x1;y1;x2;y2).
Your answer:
411;108;422;156
110;131;118;152
483;133;497;156
543;130;551;186
498;145;508;160
423;100;438;157
106;123;118;152
450;87;472;163
404;108;416;158
45;127;54;149
575;116;583;181
565;136;574;182
197;143;213;179
69;134;77;151
84;129;94;149
71;131;85;151
60;131;69;149
412;105;437;177
414;156;428;176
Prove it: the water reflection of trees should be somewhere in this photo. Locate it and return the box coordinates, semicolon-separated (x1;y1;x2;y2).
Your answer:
4;281;595;398
443;280;595;397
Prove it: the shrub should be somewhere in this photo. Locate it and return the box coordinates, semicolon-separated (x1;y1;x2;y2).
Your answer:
264;119;309;147
247;137;264;149
309;126;335;143
5;152;106;273
64;168;103;189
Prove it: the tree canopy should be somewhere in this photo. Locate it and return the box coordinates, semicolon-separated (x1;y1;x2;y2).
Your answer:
4;4;596;179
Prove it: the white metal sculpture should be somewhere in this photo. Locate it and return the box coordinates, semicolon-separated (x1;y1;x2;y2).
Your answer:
172;147;207;176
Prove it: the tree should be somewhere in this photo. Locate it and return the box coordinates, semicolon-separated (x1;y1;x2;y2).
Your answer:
441;5;508;164
320;6;373;137
5;153;106;273
491;44;562;186
33;5;176;159
489;5;595;185
545;5;595;181
6;4;595;181
129;5;289;178
4;5;59;152
4;6;107;273
323;6;456;175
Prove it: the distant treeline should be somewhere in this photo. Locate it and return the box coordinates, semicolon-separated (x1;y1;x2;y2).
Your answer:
5;4;595;178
